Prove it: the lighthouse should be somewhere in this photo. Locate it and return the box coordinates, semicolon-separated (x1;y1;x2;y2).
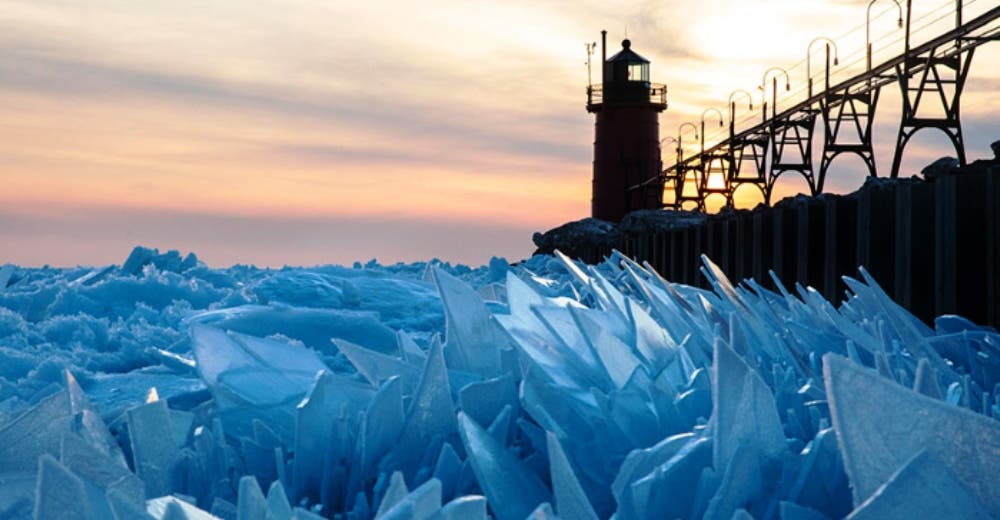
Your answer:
587;32;668;222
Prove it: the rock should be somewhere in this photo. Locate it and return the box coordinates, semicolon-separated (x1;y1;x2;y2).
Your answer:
920;157;959;180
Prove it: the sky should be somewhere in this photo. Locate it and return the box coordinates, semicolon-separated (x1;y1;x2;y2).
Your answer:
1;0;997;267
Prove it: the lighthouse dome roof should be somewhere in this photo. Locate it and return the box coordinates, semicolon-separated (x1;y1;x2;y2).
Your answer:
607;39;650;64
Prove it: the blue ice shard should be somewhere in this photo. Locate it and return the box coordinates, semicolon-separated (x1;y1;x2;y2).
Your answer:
359;376;406;480
394;337;458;471
531;305;603;377
617;436;711;520
376;478;442;519
730;509;754;520
107;488;156;520
34;454;94;520
911;358;942;399
526;502;561;519
779;501;831;520
431;443;462;500
458;374;517;438
432;267;504;376
430;495;487;520
190;325;329;440
187;304;399;355
127;389;180;498
0;263;13;290
333;337;419;392
546;432;598;520
0;370;121;473
376;471;409;517
846;450;992;520
783;429;850;518
397;330;427;365
237;475;267;520
146;496;217;519
571;306;641;390
290;508;325;519
612;432;696;502
703;442;764;519
823;353;1000;515
712;339;786;471
263;486;291;520
0;390;72;473
457;412;550;520
60;432;146;510
292;370;374;503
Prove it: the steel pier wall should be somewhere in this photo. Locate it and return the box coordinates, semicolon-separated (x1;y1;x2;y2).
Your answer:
576;172;1000;329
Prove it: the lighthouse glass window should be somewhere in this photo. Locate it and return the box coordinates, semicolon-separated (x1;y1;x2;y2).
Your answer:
627;63;649;83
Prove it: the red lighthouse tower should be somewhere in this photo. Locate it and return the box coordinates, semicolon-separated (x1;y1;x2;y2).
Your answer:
587;32;668;222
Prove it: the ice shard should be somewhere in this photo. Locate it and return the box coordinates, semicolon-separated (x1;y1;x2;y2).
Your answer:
60;432;146;509
779;502;832;520
34;454;94;520
546;432;598;520
127;390;180;498
191;325;329;440
359;376;406;479
394;338;458;473
146;496;218;520
619;436;711;520
712;339;787;471
107;488;156;520
845;450;992;520
703;442;765;519
457;412;550;520
375;471;409;517
432;267;505;376
458;373;517;434
823;353;1000;515
292;371;374;502
0;370;121;474
429;495;487;520
376;478;442;520
236;475;267;520
333;337;420;392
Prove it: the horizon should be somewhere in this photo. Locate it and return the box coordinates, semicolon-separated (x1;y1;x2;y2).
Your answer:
3;0;998;268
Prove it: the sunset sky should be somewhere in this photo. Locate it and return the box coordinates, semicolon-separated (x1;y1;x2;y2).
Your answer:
2;0;998;267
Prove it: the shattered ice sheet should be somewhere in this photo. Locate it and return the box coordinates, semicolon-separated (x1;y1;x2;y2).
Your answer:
0;245;998;519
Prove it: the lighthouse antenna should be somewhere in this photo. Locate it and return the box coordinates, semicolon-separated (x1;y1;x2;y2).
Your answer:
585;41;597;87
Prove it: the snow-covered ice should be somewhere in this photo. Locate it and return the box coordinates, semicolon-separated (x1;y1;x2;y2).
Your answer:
0;246;998;519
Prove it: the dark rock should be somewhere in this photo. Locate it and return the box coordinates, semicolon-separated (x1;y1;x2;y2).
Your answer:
616;209;706;234
532;218;618;258
921;157;959;180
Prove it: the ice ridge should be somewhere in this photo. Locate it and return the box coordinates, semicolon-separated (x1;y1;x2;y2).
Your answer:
0;248;997;519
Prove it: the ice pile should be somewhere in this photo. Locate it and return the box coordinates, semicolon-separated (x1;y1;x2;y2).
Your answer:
0;247;998;519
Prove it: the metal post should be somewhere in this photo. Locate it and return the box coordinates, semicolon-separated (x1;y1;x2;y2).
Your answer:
772;77;778;118
601;30;607;83
825;44;831;92
701;120;706;158
904;0;911;54
956;0;963;51
730;101;736;139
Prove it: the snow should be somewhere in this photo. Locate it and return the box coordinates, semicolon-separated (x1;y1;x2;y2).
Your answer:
0;245;998;519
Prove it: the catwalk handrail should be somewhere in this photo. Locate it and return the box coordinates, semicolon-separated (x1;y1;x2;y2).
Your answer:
587;83;668;108
664;4;1000;173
